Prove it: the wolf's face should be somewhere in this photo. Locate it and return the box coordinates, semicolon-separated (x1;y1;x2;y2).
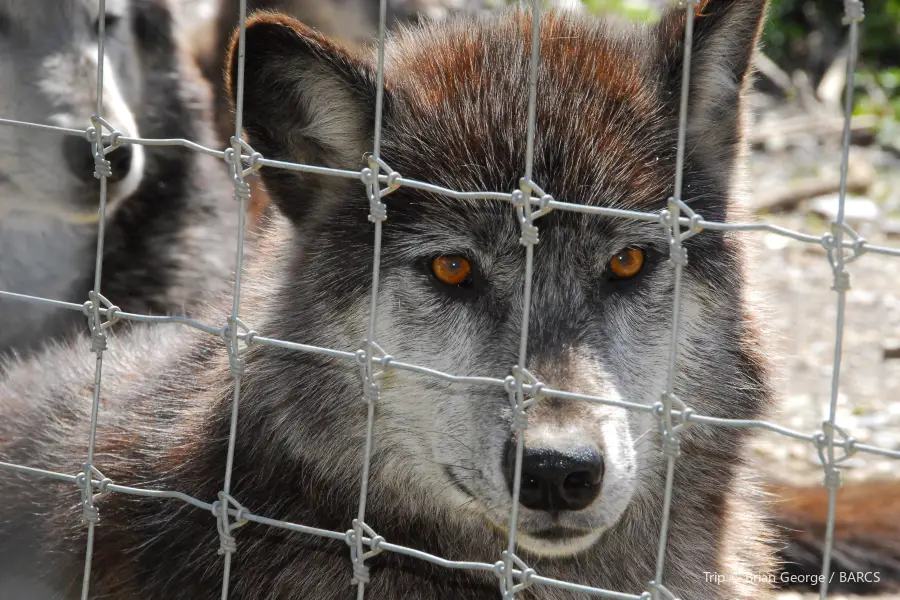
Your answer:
232;2;769;558
0;0;145;223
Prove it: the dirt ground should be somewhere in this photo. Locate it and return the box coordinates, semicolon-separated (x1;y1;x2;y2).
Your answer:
740;91;900;488
741;90;900;599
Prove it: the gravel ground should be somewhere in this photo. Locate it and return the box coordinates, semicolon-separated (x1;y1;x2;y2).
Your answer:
741;92;900;488
743;92;900;598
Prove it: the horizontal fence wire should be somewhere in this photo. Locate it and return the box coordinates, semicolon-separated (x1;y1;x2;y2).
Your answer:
0;0;895;599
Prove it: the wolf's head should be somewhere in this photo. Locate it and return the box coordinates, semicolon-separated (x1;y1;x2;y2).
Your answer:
0;0;183;223
228;1;771;559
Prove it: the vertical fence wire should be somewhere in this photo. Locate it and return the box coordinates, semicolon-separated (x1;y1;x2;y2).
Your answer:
649;2;696;598
352;0;391;597
79;1;110;597
816;2;865;598
502;1;544;597
0;1;894;600
218;0;252;597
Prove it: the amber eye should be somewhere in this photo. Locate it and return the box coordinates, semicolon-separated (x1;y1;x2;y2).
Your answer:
608;248;645;280
431;256;472;286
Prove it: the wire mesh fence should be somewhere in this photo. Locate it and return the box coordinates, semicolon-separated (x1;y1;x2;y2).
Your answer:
0;0;898;599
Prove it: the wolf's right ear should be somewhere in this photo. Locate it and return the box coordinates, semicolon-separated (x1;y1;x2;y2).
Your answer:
225;14;382;224
653;0;769;182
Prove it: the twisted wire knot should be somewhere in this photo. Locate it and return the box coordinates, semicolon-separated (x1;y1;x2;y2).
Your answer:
357;341;390;405
85;115;121;181
82;503;100;524
648;581;678;600
228;354;245;378
518;222;539;246
511;407;529;434
222;318;255;380
345;521;384;586
368;201;387;223
83;292;120;353
505;368;543;434
211;491;248;556
654;393;691;459
512;183;550;247
360;156;400;224
661;434;681;459
351;562;370;584
843;0;864;23
823;466;842;490
223;138;262;203
495;551;536;598
661;199;700;263
813;422;857;490
76;465;112;524
831;271;851;292
667;244;688;268
233;180;252;202
93;156;112;179
91;330;108;353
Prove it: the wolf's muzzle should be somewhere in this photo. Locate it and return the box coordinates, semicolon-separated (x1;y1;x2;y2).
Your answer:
63;135;133;185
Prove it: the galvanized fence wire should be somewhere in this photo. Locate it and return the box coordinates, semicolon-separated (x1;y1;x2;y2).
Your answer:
0;0;896;599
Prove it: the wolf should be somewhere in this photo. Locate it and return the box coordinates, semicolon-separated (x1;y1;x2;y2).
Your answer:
0;0;243;358
0;3;896;599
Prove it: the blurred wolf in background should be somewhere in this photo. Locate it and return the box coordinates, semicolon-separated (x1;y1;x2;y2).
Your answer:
0;2;898;599
0;0;243;359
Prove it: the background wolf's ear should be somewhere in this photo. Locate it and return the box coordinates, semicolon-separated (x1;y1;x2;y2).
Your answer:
654;0;769;176
225;14;381;224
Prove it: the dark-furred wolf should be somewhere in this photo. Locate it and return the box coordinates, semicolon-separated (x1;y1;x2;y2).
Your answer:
0;0;241;358
0;2;897;599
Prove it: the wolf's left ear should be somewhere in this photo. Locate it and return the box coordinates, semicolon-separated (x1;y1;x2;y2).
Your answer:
655;0;769;171
225;13;382;224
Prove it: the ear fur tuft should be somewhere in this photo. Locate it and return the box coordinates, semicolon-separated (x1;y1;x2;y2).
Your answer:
655;0;770;177
224;12;382;224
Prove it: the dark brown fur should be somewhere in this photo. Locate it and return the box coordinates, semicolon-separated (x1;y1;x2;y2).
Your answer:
771;479;900;594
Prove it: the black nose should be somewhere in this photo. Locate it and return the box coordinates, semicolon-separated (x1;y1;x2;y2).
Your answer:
63;135;132;184
504;440;604;512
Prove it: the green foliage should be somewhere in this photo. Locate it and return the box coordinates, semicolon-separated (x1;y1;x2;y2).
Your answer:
580;0;900;128
854;68;900;120
581;0;659;22
757;0;900;132
762;0;900;74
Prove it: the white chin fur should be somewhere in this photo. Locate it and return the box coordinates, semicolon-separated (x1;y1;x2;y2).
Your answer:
108;142;145;207
514;528;605;558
